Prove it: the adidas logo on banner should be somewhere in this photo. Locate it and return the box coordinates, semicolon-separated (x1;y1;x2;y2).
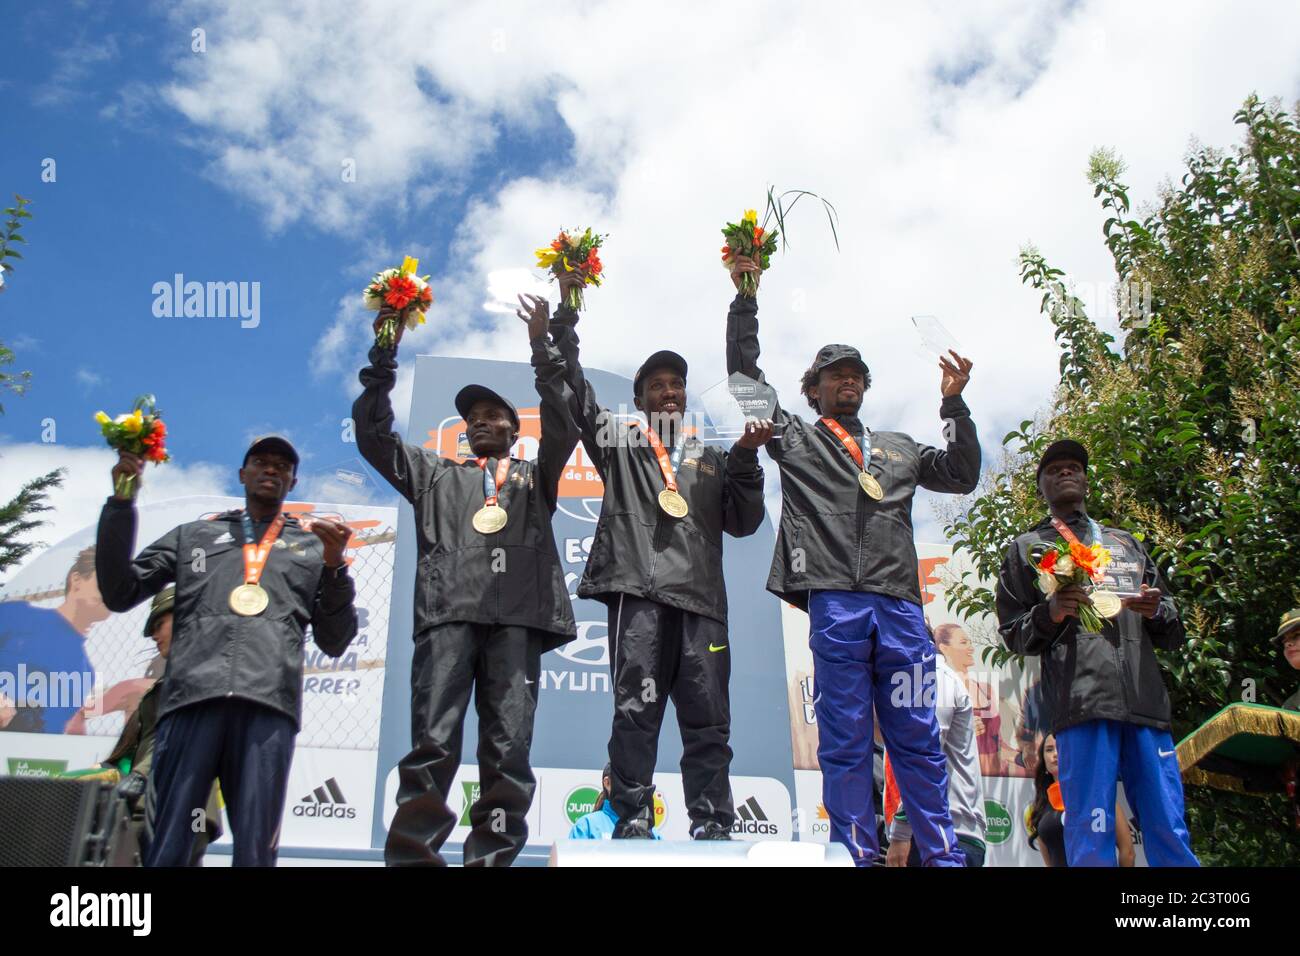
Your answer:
731;796;778;836
294;777;357;819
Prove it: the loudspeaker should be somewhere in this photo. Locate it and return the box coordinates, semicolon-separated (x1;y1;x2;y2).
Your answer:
0;777;128;867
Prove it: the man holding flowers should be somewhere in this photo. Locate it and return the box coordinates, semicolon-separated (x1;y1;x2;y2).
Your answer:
995;439;1199;866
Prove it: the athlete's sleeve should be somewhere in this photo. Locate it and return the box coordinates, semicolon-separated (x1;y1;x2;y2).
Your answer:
353;346;443;503
916;395;980;494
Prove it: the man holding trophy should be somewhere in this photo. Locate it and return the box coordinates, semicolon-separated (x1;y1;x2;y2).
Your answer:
996;439;1199;866
355;294;580;866
724;255;979;866
547;269;773;840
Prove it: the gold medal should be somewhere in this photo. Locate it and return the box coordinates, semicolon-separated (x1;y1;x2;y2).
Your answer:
472;504;508;534
1090;590;1123;619
658;488;689;518
229;583;269;616
858;471;884;500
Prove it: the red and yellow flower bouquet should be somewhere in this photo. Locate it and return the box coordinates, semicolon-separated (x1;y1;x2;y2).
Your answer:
535;228;604;311
1034;537;1113;633
363;256;434;347
94;396;169;498
720;187;840;297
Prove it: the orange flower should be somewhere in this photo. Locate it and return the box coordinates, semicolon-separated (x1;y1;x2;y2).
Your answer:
1069;540;1099;575
384;274;420;310
754;226;765;242
1038;550;1058;573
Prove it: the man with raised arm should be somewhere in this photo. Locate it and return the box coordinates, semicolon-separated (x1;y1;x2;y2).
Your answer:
725;254;979;866
354;295;579;866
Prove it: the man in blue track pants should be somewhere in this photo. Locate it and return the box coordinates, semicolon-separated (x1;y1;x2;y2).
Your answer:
996;439;1199;867
725;255;980;866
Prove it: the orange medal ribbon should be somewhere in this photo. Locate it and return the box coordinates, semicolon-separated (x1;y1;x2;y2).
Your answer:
476;456;512;507
241;512;287;587
820;417;867;470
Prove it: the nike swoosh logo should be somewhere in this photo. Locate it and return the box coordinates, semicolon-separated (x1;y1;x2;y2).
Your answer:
524;678;535;685
708;644;727;653
1158;749;1175;757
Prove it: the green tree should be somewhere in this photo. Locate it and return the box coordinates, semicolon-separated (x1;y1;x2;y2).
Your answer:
1;194;35;412
0;192;63;576
945;95;1300;865
0;469;65;575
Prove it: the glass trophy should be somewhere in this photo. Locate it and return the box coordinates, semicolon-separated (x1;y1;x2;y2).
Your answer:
911;315;963;358
699;371;783;443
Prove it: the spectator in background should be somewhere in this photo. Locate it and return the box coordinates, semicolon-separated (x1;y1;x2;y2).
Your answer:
1027;733;1134;867
102;587;223;865
933;622;1015;776
886;627;987;867
0;546;106;733
567;764;662;841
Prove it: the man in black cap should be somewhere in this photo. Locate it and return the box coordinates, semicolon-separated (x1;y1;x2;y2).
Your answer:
548;270;771;840
724;255;978;866
355;296;580;866
96;435;358;866
101;586;224;865
995;439;1199;866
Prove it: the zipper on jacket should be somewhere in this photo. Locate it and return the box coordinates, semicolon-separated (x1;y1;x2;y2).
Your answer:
854;489;867;585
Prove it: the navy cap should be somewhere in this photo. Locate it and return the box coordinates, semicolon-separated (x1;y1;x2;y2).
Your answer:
244;435;299;470
455;384;520;431
1036;439;1089;481
633;350;688;396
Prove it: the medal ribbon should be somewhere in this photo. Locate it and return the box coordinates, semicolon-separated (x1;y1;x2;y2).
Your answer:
238;511;287;587
821;417;873;478
1049;516;1104;547
476;456;512;508
634;423;685;493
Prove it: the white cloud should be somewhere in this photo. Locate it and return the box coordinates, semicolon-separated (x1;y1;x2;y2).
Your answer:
0;443;232;584
158;0;1300;521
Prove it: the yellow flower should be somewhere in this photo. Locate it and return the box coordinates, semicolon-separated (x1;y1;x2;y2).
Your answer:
94;411;111;426
535;248;560;268
743;209;758;224
119;409;144;435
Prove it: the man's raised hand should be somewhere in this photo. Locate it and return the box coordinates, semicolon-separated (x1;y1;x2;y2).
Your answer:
736;418;775;450
517;293;550;341
939;349;973;397
373;305;406;349
730;254;761;293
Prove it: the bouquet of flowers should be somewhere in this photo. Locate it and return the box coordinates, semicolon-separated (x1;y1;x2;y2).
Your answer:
363;256;434;347
721;186;839;297
1033;537;1113;634
94;395;169;498
535;228;604;310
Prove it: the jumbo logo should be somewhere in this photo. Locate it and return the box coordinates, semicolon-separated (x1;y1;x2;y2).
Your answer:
423;407;604;500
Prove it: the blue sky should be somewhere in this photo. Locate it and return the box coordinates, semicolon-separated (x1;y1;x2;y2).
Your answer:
0;1;574;505
2;0;1299;575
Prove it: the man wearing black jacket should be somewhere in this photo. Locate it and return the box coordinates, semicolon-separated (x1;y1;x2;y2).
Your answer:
355;297;579;866
725;255;979;866
996;439;1199;866
96;436;358;866
549;271;770;840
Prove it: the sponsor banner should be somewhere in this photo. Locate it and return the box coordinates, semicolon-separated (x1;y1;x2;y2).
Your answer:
381;765;792;845
206;746;378;851
792;769;831;844
0;732;115;777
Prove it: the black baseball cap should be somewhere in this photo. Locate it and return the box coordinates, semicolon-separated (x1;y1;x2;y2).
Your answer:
455;384;520;431
244;435;300;470
143;585;176;639
1036;439;1089;481
811;344;869;376
633;350;688;396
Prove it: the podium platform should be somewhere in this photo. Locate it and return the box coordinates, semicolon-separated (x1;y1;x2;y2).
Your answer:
549;839;854;867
